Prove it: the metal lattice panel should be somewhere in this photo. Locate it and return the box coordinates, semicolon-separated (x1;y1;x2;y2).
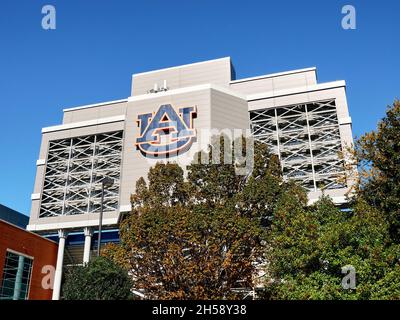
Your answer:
250;99;346;191
39;131;123;218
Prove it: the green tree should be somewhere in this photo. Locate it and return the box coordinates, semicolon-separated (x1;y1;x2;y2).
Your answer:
104;137;286;299
62;256;132;300
264;195;400;300
355;99;400;242
263;100;400;300
371;265;400;300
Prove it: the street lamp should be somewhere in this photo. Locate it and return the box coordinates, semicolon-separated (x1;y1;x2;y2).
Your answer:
97;177;114;257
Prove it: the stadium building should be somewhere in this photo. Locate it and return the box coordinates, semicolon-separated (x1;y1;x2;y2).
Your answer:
27;57;354;299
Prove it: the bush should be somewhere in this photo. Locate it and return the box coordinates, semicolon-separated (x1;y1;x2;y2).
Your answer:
62;256;132;300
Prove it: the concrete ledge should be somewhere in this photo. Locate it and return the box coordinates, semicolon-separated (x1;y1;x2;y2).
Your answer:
36;159;46;166
230;67;316;84
27;217;119;232
63;98;128;112
132;57;231;77
247;80;346;102
127;83;247;102
31;193;41;200
42;115;126;134
119;204;132;213
339;116;352;125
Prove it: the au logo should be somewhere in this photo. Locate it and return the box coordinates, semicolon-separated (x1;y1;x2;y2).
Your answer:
135;104;197;158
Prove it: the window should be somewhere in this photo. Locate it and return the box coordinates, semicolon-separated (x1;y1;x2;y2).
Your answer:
0;251;33;300
250;99;346;191
39;131;123;218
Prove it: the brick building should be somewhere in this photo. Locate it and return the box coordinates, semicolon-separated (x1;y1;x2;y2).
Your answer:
0;205;58;300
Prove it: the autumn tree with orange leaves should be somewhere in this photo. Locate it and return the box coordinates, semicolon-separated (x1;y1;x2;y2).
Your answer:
103;137;287;299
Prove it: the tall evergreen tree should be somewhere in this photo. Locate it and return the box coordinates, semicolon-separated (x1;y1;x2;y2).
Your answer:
355;100;400;242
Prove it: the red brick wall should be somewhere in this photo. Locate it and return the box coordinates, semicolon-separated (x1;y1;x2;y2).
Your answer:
0;220;58;300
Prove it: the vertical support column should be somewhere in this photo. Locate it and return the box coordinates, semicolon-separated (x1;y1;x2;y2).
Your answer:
12;255;25;300
61;139;73;216
52;229;67;300
304;104;317;191
87;135;97;214
83;227;93;265
274;108;283;171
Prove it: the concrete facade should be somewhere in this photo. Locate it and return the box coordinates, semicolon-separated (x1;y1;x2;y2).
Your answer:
29;57;355;232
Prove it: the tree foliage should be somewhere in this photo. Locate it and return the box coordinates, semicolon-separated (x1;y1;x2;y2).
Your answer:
102;99;400;300
62;256;133;300
355;99;400;242
104;137;288;299
264;194;400;300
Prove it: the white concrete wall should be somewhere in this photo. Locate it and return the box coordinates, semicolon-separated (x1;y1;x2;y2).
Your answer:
131;57;232;96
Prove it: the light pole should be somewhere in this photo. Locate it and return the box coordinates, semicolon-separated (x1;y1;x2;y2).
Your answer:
97;177;114;257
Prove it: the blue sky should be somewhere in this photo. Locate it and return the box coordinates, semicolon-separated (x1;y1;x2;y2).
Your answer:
0;0;399;216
